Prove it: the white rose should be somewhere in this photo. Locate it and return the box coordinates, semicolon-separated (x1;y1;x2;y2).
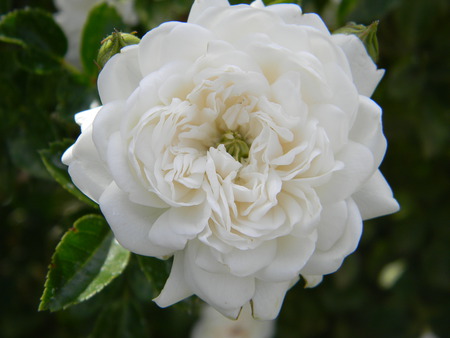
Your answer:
62;0;399;320
191;304;275;338
54;0;138;67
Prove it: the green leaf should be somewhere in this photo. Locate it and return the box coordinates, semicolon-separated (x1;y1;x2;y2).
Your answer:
39;140;98;208
80;3;126;78
77;237;130;303
136;255;172;297
39;215;129;311
0;8;67;73
90;299;150;338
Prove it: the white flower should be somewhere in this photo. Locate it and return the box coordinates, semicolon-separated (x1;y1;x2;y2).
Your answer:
54;0;138;67
62;0;399;320
191;304;275;338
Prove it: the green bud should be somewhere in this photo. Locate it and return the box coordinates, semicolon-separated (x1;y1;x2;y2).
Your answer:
334;21;380;63
96;31;140;69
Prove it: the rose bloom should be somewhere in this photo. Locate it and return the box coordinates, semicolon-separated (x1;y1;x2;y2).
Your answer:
63;0;399;320
54;0;138;67
191;304;275;338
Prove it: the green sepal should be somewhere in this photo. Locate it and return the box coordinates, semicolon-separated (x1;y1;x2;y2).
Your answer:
39;215;130;311
334;21;380;62
136;255;172;298
96;31;140;69
80;3;126;78
39;139;98;209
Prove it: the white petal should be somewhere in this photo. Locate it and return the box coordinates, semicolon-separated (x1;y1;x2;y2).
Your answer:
184;241;255;319
302;275;323;288
352;170;399;220
99;182;173;258
350;95;387;168
332;34;384;97
257;235;316;282
154;251;193;307
316;141;374;204
300;198;362;275
92;101;125;162
62;109;111;203
138;22;213;76
265;3;303;25
106;132;168;208
315;200;348;252
148;204;210;251
98;45;142;104
222;241;277;277
252;278;298;320
74;106;100;131
188;0;230;23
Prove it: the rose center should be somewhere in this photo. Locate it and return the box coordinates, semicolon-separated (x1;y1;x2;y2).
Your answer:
218;130;250;162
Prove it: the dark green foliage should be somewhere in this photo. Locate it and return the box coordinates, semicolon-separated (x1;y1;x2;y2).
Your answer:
0;8;67;74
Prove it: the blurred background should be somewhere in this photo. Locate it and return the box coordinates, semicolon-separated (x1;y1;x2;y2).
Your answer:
0;0;448;337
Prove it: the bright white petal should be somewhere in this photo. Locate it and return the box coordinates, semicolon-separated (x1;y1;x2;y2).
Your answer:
252;278;298;320
98;45;142;104
184;241;255;319
257;235;316;282
138;22;213;76
222;241;277;277
315;200;348;252
350;95;387;168
148;204;210;251
316;141;374;204
99;182;173;258
332;34;384;97
352;170;399;220
62;112;111;203
154;251;193;307
188;0;230;23
300;198;362;275
106;132;168;208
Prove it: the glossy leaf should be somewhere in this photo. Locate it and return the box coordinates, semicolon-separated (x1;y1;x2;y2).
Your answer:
39;215;128;311
90;299;150;338
0;8;67;73
80;3;125;78
40;140;98;208
136;255;172;297
77;238;130;303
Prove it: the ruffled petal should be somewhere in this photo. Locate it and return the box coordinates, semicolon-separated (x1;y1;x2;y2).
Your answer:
300;198;362;275
221;240;277;277
350;95;387;169
188;0;230;23
62;107;111;203
148;204;210;251
98;45;142;104
257;235;316;282
316;141;374;204
332;34;384;97
184;241;255;319
138;22;213;76
99;182;174;258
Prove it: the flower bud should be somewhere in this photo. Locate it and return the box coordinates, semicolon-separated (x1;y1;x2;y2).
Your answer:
96;31;140;68
334;21;380;62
